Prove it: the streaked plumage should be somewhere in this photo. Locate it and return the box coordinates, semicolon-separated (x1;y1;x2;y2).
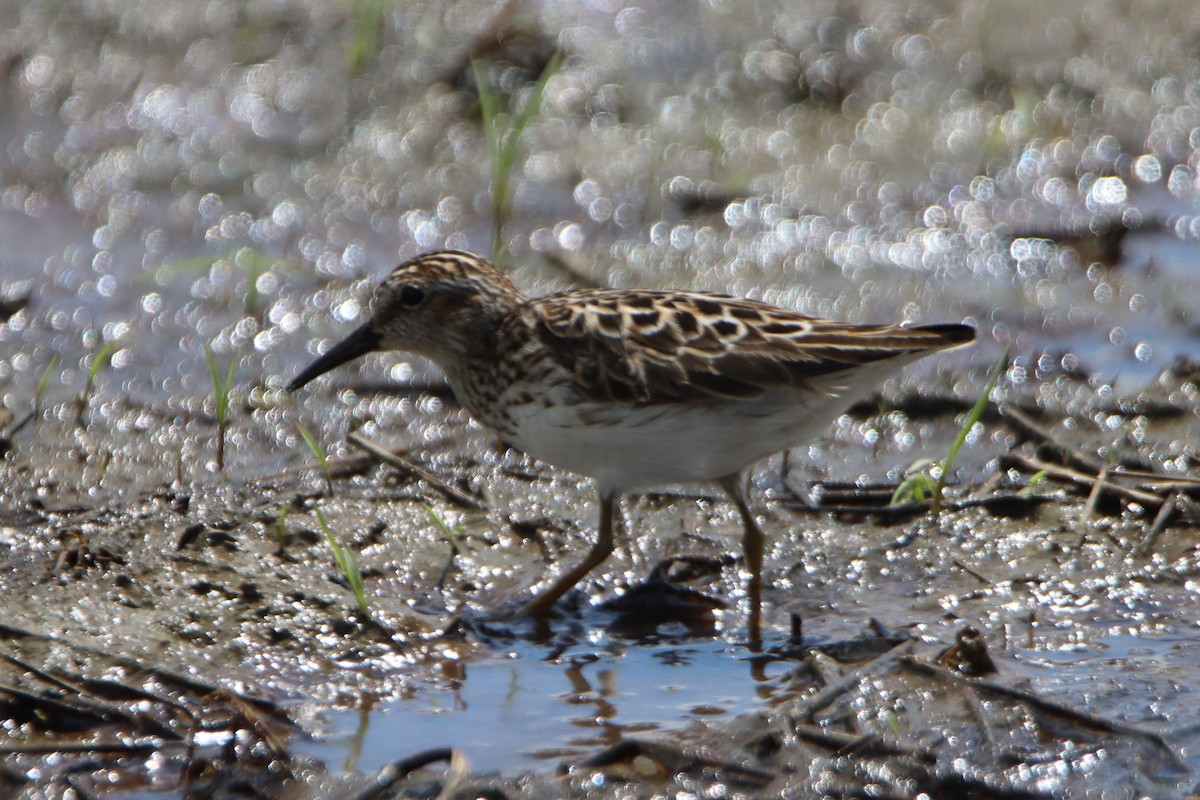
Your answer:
289;250;975;637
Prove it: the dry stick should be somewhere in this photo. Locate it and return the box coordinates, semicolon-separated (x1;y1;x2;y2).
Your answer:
791;722;930;760
1001;404;1107;474
230;694;289;755
0;741;168;756
250;453;381;488
1001;453;1164;510
1005;403;1194;506
899;656;1183;766
346;432;484;509
0;653;186;736
958;684;997;746
1132;492;1179;558
0;680;178;743
0;682;110;724
328;747;461;800
796;494;1057;519
966;468;1005;500
792;640;912;722
1103;468;1200;486
952;559;991;585
1084;466;1110;518
0;623;282;716
539;250;606;289
577;738;776;787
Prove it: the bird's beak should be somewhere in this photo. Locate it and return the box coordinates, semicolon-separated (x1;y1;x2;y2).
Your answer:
287;322;383;391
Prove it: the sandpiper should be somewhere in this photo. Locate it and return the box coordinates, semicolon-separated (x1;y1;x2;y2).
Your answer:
289;250;974;637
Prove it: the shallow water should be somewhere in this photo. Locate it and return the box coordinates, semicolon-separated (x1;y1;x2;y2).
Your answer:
299;635;782;774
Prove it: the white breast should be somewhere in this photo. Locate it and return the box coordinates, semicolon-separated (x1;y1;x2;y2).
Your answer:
452;357;912;493
497;386;839;492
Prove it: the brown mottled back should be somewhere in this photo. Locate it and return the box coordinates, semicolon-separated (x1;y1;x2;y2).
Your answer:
519;290;974;404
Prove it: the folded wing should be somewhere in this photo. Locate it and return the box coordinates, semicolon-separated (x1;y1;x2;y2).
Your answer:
522;290;974;405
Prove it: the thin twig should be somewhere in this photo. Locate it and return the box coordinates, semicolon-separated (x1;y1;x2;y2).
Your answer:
1000;404;1107;474
0;623;282;715
1001;453;1163;510
958;684;997;746
1132;492;1178;558
0;653;184;736
1084;466;1109;518
792;640;912;722
0;741;170;755
347;432;484;509
343;747;457;800
900;656;1183;766
789;493;1059;518
792;722;930;760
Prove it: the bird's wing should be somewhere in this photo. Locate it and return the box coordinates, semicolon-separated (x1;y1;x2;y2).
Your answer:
520;290;973;405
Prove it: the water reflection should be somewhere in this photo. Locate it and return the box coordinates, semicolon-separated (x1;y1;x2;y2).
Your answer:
301;635;784;774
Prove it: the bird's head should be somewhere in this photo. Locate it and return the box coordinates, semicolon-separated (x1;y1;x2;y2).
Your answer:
287;250;524;391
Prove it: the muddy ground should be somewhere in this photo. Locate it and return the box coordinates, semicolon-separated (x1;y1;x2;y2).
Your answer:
3;370;1200;797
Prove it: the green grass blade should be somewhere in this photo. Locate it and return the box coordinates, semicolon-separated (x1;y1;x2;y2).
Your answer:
423;503;463;541
203;345;236;470
316;506;370;617
221;353;234;395
347;0;386;74
34;354;60;415
242;248;264;315
473;52;562;267
202;345;236;426
473;60;503;163
511;50;562;140
295;422;329;470
87;340;117;387
296;421;333;493
222;357;237;424
77;340;117;426
1019;469;1049;497
203;344;221;404
934;348;1010;509
473;60;505;263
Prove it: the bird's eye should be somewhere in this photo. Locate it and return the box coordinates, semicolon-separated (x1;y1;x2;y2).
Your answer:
399;285;425;307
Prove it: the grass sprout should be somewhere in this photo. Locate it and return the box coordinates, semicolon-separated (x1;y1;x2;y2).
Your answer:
1019;469;1049;497
890;458;939;507
933;348;1009;510
346;0;387;74
76;340;117;427
474;50;563;266
34;354;60;419
137;247;286;315
423;504;465;591
296;421;333;494
236;247;273;315
316;506;369;617
203;345;237;471
423;503;465;542
892;349;1009;512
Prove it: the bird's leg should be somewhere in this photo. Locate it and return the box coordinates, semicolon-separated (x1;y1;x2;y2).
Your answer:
718;473;765;648
513;491;617;617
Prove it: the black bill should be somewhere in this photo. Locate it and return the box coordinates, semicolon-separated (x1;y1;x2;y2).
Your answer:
287;322;382;391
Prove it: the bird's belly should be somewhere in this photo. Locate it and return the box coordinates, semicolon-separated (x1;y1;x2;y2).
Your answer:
501;390;838;491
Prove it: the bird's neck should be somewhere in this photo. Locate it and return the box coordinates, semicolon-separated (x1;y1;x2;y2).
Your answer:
424;297;512;380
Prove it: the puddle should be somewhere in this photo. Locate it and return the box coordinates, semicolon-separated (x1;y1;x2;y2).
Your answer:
299;636;780;775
